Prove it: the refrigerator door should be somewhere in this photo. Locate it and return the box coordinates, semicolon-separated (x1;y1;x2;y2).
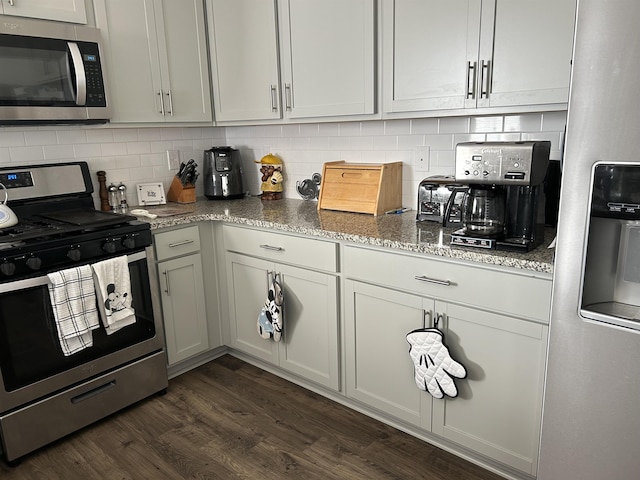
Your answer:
538;2;640;479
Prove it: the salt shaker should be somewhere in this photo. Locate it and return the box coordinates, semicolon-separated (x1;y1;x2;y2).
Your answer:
117;183;128;214
107;183;118;212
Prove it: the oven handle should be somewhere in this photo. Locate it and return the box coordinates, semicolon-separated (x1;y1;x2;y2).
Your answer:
0;251;147;294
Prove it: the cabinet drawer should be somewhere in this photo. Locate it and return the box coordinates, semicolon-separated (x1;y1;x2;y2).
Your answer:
344;245;552;323
223;225;338;273
154;226;201;261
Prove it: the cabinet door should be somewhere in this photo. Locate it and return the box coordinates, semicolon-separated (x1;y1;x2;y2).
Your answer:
477;0;576;107
382;0;481;113
206;0;281;122
277;263;339;391
94;0;164;123
157;0;212;122
279;0;375;118
159;253;209;365
1;0;87;23
344;281;432;429
225;253;279;363
431;302;548;476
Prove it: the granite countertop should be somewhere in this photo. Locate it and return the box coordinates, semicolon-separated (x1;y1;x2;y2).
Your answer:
136;196;555;274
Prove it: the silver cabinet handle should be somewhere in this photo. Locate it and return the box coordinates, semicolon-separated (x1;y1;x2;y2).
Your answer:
284;83;292;111
423;309;433;329
162;270;170;295
67;42;86;105
480;60;491;98
270;85;278;112
8;0;14;6
414;275;452;286
259;244;284;252
165;90;173;115
157;90;165;115
168;239;194;248
466;61;477;99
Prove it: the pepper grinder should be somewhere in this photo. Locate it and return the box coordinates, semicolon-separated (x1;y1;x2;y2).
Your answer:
117;183;128;214
107;183;118;212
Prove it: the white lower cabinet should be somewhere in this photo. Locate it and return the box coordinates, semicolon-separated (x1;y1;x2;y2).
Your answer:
344;245;551;476
224;225;340;391
154;225;209;365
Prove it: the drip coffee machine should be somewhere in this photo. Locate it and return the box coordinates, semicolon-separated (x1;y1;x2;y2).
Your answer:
450;141;551;251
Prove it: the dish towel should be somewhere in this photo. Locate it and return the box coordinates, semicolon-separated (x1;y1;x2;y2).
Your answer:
257;271;284;342
92;255;136;335
47;265;100;356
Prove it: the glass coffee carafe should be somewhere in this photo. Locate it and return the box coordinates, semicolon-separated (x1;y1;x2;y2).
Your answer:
462;185;506;237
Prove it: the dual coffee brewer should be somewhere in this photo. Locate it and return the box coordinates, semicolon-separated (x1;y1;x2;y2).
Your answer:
417;141;555;252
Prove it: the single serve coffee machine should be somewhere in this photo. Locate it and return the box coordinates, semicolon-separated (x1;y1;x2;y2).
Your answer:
450;140;551;251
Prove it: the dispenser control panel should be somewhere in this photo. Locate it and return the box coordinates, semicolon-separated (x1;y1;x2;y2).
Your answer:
454;141;551;186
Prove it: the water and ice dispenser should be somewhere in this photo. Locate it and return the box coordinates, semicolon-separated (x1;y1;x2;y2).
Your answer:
581;163;640;330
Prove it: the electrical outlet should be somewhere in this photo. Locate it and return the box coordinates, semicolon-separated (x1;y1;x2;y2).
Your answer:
166;150;180;170
413;147;430;172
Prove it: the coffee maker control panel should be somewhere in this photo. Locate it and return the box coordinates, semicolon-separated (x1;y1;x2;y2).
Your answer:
455;141;550;186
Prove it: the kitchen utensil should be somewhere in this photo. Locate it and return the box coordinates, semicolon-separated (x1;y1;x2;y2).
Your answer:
0;183;17;228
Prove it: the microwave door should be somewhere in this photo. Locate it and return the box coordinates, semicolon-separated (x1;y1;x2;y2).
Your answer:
67;41;86;106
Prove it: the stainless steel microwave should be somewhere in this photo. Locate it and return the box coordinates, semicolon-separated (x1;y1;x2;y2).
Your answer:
0;14;110;124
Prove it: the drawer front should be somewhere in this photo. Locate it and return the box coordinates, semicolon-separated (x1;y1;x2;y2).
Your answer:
344;245;552;323
223;224;338;273
154;225;201;261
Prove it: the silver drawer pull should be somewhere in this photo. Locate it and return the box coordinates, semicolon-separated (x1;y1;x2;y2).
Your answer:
168;239;195;248
414;275;452;286
259;244;284;252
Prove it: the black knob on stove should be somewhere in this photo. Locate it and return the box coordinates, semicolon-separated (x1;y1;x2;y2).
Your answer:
0;260;16;276
122;236;136;249
103;240;117;254
26;255;42;271
67;247;82;261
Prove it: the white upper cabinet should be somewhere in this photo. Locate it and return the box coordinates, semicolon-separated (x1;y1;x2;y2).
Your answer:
207;0;375;123
0;0;87;24
383;0;576;115
206;0;281;122
94;0;212;124
278;0;375;119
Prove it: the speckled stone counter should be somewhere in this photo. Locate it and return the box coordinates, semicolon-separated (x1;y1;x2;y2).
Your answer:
136;196;555;274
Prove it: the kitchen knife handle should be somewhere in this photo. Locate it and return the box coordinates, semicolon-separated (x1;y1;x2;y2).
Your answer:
414;275;452;287
285;83;292;111
466;61;477;99
270;85;278;112
259;244;284;252
165;90;173;115
157;90;165;115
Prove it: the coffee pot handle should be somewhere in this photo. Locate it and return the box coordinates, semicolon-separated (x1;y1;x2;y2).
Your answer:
443;186;468;227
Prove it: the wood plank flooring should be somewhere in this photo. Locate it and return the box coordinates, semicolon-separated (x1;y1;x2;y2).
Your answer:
0;355;504;479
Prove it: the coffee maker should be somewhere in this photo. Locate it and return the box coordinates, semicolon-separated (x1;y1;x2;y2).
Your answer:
451;141;551;251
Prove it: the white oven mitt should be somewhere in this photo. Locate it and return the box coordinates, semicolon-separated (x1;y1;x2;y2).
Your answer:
406;328;467;399
257;272;284;342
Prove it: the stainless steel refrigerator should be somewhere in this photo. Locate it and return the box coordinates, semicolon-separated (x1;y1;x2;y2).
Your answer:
538;1;640;479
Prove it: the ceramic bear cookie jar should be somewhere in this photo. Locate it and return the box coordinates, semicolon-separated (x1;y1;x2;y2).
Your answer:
255;153;284;200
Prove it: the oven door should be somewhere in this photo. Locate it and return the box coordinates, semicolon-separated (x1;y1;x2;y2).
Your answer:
0;251;165;413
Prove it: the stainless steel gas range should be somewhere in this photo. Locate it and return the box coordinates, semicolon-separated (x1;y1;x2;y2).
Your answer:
0;162;167;463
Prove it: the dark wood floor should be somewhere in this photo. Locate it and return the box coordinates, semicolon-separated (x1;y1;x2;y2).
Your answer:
0;355;503;479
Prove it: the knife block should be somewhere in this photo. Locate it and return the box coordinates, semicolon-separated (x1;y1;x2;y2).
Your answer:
166;176;196;204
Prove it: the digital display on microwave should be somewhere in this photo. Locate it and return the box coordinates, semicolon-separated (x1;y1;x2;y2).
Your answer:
84;54;97;62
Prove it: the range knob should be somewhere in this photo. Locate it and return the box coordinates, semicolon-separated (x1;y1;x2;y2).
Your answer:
0;260;16;276
103;240;117;254
26;255;42;271
67;247;82;261
122;236;136;249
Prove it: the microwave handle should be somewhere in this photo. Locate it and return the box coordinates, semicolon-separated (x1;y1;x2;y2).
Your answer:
67;42;87;106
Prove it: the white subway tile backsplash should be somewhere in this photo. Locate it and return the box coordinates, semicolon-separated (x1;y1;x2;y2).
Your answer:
0;110;566;204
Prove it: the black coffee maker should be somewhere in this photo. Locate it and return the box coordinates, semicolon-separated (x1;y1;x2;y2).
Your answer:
450;141;551;251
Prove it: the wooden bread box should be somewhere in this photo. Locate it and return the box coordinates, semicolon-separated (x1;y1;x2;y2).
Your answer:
318;161;403;216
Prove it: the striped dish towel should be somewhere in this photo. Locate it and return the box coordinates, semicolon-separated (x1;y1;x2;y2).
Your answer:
47;265;100;356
